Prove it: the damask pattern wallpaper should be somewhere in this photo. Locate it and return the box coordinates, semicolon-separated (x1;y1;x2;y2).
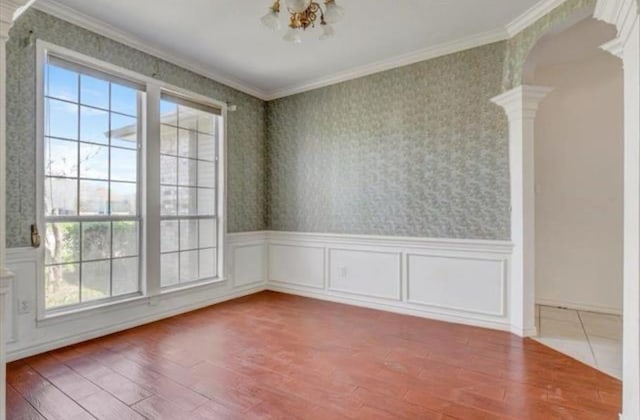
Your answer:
6;9;267;247
266;42;511;240
6;3;593;246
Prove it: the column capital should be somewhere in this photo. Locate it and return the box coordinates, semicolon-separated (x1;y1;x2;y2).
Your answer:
491;85;553;121
0;0;36;42
600;38;624;59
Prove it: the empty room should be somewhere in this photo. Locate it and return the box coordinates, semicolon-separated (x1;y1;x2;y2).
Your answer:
0;0;639;419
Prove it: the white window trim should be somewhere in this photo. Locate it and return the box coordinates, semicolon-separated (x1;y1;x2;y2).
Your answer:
35;40;228;321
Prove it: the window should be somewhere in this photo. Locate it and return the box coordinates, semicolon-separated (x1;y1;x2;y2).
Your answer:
43;57;143;310
159;95;220;288
38;43;225;316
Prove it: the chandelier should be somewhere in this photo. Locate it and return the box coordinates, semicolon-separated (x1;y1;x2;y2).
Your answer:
261;0;345;43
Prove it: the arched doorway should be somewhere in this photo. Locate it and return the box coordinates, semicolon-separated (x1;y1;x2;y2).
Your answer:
526;16;623;378
493;1;640;418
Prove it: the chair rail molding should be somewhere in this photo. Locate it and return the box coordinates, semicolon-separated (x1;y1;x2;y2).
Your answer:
490;85;552;339
1;2;38;419
594;1;640;418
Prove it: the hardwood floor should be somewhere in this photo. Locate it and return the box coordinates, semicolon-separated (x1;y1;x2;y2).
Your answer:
7;291;622;419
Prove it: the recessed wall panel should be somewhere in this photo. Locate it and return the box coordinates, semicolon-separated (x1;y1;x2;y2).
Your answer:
407;254;505;316
233;244;265;287
268;244;324;288
328;248;401;300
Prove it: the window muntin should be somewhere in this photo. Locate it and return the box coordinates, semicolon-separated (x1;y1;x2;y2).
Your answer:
43;57;143;311
159;96;220;288
39;44;226;317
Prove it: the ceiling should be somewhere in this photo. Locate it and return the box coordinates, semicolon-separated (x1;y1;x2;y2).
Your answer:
35;0;551;99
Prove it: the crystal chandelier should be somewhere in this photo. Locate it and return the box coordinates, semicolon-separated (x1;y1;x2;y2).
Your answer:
261;0;345;43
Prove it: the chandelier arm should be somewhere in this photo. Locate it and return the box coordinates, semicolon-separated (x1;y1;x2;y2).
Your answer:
314;2;327;24
272;0;335;34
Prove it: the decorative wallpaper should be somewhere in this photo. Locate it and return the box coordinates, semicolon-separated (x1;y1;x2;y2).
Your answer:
6;9;267;247
266;42;511;240
7;3;597;246
502;0;597;90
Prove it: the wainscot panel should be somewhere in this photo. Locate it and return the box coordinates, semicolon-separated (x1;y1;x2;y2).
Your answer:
268;244;325;289
228;232;268;289
328;248;402;301
407;254;506;316
265;231;514;332
4;232;267;361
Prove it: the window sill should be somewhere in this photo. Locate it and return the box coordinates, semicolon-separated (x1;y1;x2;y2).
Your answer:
37;294;148;327
37;277;227;327
159;277;226;296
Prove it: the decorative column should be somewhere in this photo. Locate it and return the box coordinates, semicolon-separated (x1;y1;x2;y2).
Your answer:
491;85;552;338
0;2;36;419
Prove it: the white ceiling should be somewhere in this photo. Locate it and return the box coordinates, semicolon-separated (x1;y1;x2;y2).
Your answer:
35;0;552;99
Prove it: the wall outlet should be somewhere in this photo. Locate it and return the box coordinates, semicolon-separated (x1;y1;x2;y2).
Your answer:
17;300;31;314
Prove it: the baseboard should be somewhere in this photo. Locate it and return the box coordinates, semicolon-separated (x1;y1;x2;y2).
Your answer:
267;285;512;333
7;285;265;361
536;298;622;315
511;325;538;337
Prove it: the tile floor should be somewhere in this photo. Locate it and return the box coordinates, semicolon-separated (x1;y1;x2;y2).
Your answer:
534;305;622;379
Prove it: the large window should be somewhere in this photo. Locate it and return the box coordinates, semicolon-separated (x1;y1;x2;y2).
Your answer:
159;96;220;288
43;57;142;310
38;43;225;316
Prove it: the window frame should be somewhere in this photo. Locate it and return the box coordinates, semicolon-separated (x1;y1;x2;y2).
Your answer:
35;40;228;320
158;93;222;289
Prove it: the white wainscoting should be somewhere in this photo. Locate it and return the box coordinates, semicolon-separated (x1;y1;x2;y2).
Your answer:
406;254;506;317
328;248;402;301
265;231;514;332
4;230;516;360
4;231;268;361
269;244;325;289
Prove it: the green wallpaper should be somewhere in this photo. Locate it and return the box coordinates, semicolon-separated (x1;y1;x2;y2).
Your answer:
6;9;267;247
7;3;591;246
266;42;510;240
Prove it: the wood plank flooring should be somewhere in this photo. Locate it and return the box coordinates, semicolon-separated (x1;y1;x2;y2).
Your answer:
7;291;622;419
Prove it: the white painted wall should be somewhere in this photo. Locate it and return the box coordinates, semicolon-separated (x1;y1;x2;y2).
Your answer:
532;21;624;314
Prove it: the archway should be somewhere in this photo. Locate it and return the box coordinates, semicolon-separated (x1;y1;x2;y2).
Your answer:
527;16;623;378
493;1;640;418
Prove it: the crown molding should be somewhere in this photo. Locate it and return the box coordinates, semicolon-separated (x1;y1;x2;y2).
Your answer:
32;0;271;100
28;0;574;102
506;0;569;37
263;27;509;100
1;0;35;39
